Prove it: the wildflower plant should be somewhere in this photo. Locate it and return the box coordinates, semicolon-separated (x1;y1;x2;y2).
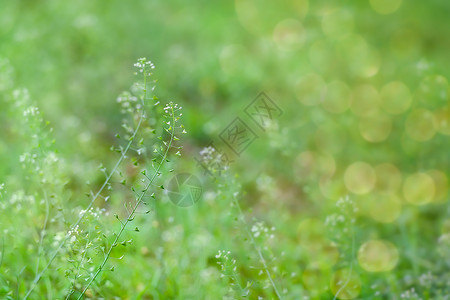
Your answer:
213;170;283;299
324;196;358;300
7;57;187;299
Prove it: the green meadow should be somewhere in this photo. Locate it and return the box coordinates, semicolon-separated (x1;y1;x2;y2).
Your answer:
0;0;449;299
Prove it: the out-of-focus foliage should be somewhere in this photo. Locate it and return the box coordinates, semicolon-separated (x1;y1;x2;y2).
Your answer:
0;0;449;299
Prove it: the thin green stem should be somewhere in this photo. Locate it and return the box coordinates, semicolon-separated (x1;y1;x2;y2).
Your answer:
65;237;90;300
333;227;355;300
77;105;176;299
231;193;283;300
24;77;147;300
35;189;50;276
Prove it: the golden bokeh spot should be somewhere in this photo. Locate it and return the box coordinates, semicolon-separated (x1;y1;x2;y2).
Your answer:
380;81;412;115
402;172;435;205
310;0;338;16
351;84;380;117
357;240;399;272
273;19;305;51
405;108;437;142
330;268;361;299
309;39;336;73
359;111;392;142
321;81;351;114
369;194;402;223
434;106;450;136
305;239;339;268
370;0;402;15
374;163;402;194
338;35;380;78
426;170;449;204
295;73;326;106
320;175;347;200
235;0;288;35
302;267;330;297
294;151;336;180
292;0;309;19
344;162;376;195
321;11;354;39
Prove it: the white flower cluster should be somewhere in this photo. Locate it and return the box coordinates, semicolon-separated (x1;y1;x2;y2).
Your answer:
68;225;80;236
0;183;5;200
216;250;237;274
79;207;105;220
400;288;421;299
199;146;216;162
418;272;434;287
23;106;40;117
336;195;357;213
116;91;139;113
198;146;229;175
134;57;155;75
19;152;38;169
324;213;346;227
251;221;275;239
163;102;182;114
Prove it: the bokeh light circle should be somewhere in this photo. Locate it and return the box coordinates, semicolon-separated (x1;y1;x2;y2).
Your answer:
369;194;402;223
344;162;376;194
351;84;380;117
405;108;437;141
374;163;402;194
380;81;412;115
359;111;392;142
357;240;399;272
402;172;435;205
295;73;326;106
273;19;305;51
434;106;450;136
321;81;351;114
294;151;336;180
426;170;449;204
330;268;361;299
302;267;329;297
370;0;402;14
321;11;354;39
338;35;380;78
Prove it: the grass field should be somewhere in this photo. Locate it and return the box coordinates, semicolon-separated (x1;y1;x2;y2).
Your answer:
0;0;449;299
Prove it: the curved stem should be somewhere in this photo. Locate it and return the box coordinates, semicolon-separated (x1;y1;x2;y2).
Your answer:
77;104;176;299
333;229;355;300
24;80;147;300
35;189;49;276
231;193;283;300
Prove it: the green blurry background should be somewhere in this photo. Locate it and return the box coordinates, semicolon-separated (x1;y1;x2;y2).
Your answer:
0;0;449;299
